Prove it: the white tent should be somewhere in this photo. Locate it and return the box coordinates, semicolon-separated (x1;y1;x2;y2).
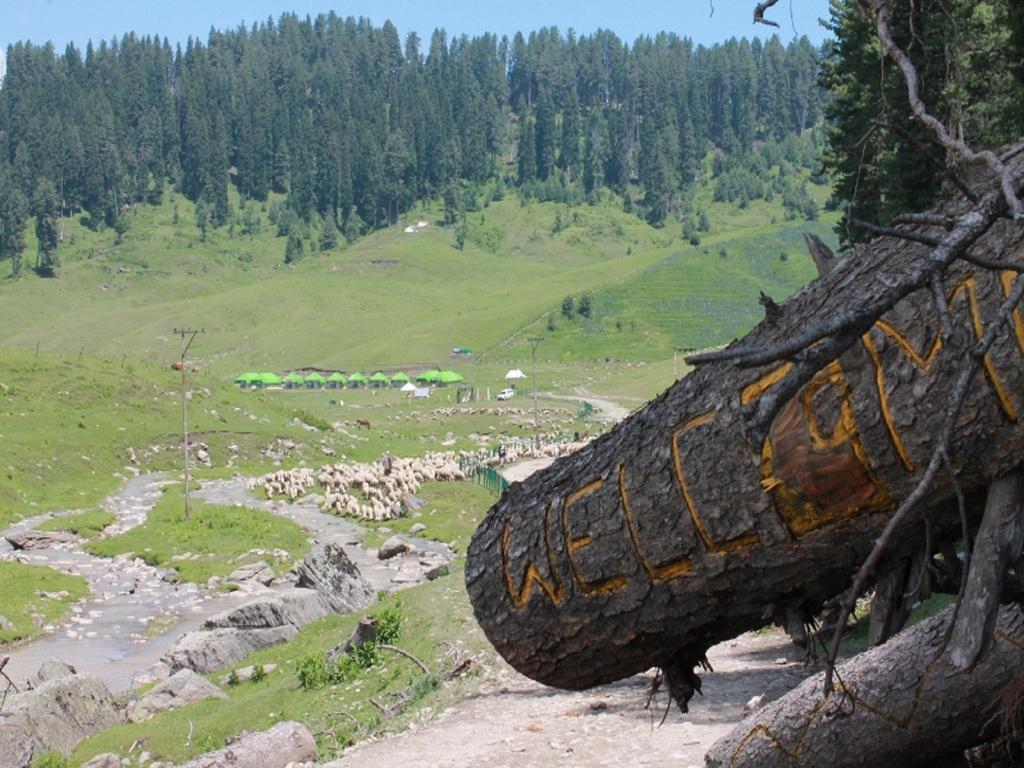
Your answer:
505;368;527;380
400;381;417;392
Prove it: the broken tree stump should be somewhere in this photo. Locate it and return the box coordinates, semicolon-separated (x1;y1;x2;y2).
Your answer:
705;603;1024;768
466;193;1024;693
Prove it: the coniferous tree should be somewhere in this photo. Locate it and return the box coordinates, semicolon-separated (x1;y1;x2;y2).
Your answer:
517;112;537;185
0;15;836;256
32;178;60;275
0;167;29;275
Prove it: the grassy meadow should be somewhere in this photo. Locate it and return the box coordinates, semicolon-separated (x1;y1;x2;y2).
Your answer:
0;174;841;765
85;485;311;584
0;561;89;645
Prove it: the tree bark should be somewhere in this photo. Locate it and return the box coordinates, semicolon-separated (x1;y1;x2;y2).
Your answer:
465;198;1024;692
949;471;1024;670
705;604;1024;768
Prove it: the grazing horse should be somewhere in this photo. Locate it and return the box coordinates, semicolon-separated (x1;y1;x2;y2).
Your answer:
355;418;372;430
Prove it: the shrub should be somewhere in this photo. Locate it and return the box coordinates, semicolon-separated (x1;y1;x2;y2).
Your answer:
375;602;404;644
297;653;332;690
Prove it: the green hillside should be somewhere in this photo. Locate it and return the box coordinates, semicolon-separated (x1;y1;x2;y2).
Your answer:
0;186;834;374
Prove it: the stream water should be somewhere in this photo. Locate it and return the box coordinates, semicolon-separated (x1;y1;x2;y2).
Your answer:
0;474;453;692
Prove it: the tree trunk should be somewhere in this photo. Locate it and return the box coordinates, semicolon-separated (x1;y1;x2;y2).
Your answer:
705;603;1024;768
949;471;1024;670
465;206;1024;692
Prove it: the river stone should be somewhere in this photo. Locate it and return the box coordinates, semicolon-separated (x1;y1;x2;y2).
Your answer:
378;536;411;560
5;530;75;550
0;673;123;760
82;753;123;768
131;661;172;689
127;669;227;723
35;658;76;683
293;541;374;614
409;523;427;535
0;613;13;630
177;722;317;768
228;560;275;585
164;626;298;674
202;589;329;631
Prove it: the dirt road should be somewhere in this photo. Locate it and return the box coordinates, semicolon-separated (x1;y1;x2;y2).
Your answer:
328;630;809;768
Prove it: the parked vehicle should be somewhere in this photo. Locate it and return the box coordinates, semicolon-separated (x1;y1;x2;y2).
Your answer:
496;388;515;401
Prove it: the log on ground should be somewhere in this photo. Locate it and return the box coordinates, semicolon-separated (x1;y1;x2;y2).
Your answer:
465;174;1024;692
705;603;1024;768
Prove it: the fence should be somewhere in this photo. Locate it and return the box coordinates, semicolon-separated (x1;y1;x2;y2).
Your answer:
473;466;509;496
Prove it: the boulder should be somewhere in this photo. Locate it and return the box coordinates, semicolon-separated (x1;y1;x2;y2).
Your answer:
164;626;297;674
127;669;227;723
378;536;411;560
5;530;75;550
81;753;123;768
227;561;275;586
293;542;374;614
202;589;328;631
176;721;316;768
34;658;76;683
0;673;123;761
409;523;427;535
219;663;278;685
131;661;172;689
0;613;12;630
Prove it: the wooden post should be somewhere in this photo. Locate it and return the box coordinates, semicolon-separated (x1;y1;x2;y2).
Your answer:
174;328;202;520
528;336;543;450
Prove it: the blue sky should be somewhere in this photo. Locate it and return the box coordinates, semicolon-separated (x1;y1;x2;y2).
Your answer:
2;0;833;55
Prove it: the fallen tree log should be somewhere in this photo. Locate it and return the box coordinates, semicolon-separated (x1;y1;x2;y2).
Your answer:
465;174;1024;694
704;603;1024;768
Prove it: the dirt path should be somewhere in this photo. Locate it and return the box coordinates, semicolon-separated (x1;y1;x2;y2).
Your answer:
328;631;810;768
337;444;812;768
545;388;631;423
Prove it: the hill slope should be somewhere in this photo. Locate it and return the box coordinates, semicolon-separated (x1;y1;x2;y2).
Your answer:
0;188;834;373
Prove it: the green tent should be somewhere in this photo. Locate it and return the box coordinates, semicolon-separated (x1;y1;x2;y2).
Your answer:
416;369;442;383
260;372;283;387
348;372;368;387
305;372;327;389
235;372;261;387
283;372;304;389
369;371;391;388
437;370;465;385
326;372;348;389
390;372;411;387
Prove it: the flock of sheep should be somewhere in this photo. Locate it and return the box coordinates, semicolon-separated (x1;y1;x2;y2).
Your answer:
253;438;588;522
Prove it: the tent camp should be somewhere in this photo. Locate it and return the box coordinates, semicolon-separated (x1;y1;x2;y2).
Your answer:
369;372;391;388
283;372;305;389
326;372;348;389
505;369;527;380
305;372;327;389
235;372;262;388
348;372;368;388
437;370;465;386
259;373;283;388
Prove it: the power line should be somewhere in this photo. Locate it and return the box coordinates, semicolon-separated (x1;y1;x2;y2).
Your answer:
527;336;544;450
173;327;203;520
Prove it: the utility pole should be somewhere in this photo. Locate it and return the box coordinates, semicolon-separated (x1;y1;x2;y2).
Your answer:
528;336;544;450
173;327;203;520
